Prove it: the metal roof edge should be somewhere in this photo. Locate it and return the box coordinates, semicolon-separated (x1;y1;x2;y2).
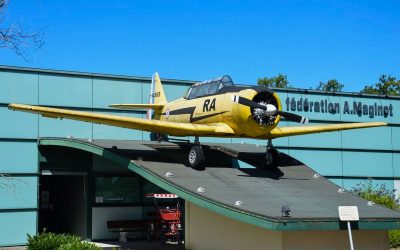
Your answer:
38;138;400;231
2;65;399;99
0;65;195;85
235;84;400;100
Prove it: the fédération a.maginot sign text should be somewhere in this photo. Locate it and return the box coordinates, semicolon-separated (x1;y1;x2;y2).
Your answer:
286;97;393;118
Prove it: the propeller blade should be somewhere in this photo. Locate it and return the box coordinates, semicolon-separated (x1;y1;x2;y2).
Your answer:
232;95;309;124
232;95;267;110
277;111;309;124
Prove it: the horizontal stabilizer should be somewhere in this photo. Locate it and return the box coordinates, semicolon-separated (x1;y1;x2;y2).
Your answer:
109;104;165;110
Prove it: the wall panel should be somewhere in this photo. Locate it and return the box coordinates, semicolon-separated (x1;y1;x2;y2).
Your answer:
393;153;400;178
392;127;400;150
340;96;392;123
391;99;400;124
0;141;38;173
287;121;341;149
0;107;38;139
39;116;92;139
288;149;343;176
0;71;38;104
38;74;92;107
282;93;342;121
342;151;393;177
341;126;391;150
92;111;143;140
0;177;37;209
0;211;37;246
93;78;142;108
163;84;188;102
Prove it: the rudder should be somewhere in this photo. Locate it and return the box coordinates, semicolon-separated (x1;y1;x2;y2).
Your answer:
152;72;167;105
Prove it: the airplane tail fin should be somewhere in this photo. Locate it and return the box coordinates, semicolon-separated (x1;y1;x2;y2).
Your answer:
147;72;167;119
152;72;167;105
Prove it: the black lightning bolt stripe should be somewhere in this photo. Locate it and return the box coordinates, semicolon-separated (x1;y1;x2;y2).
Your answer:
161;107;227;122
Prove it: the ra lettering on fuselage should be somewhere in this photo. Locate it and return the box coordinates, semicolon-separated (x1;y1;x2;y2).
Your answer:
203;98;216;112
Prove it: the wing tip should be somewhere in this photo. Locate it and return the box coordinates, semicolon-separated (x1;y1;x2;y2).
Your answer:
8;103;25;110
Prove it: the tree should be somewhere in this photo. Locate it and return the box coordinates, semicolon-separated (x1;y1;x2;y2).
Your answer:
361;74;400;96
352;180;400;248
0;0;44;60
257;73;289;88
316;79;344;92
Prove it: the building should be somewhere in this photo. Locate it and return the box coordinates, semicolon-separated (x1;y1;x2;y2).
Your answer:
0;65;399;247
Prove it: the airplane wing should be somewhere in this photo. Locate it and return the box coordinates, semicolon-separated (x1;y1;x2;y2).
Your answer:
268;122;387;139
8;104;235;136
109;104;165;110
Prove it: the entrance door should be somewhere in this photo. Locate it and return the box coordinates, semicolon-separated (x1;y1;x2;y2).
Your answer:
39;172;88;239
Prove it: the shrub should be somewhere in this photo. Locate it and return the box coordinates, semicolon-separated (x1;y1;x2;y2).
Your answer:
390;230;400;248
27;231;100;250
352;180;400;248
57;241;100;250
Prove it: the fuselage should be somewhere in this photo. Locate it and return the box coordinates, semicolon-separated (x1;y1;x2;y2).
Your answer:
157;86;282;138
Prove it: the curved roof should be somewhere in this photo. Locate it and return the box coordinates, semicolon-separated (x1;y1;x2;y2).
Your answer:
38;138;400;231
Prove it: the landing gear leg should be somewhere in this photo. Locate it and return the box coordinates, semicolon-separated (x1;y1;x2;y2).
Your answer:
188;136;205;170
150;132;168;143
264;139;279;169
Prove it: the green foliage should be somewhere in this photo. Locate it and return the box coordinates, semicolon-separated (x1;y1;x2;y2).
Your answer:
257;73;290;88
361;74;400;96
27;231;100;250
352;181;399;210
390;230;400;248
352;180;400;248
57;241;100;250
316;79;344;92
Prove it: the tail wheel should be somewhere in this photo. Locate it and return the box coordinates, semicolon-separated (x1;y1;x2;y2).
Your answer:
188;145;205;170
264;148;279;169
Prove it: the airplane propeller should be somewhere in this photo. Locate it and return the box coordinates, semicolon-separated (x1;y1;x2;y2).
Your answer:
232;95;309;124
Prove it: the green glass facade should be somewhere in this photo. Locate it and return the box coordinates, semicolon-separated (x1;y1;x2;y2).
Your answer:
0;65;399;246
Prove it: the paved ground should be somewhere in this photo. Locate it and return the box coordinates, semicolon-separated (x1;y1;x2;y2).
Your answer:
0;240;184;250
92;240;184;250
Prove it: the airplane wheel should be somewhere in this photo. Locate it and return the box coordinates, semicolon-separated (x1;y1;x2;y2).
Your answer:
188;145;205;170
264;148;279;169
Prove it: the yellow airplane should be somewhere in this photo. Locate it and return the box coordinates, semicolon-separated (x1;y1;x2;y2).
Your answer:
8;73;386;170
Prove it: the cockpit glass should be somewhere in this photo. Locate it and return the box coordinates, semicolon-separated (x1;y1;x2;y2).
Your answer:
187;75;234;99
185;87;193;99
198;84;211;96
208;81;220;94
221;75;233;86
188;85;201;99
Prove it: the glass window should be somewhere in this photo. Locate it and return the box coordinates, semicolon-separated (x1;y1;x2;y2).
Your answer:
208;81;220;94
198;84;211;97
185;87;193;99
221;75;233;86
95;176;141;204
188;85;201;99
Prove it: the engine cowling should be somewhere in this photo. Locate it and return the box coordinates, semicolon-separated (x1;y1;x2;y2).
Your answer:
231;89;281;137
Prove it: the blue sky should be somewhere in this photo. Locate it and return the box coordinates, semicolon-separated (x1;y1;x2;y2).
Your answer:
1;0;399;91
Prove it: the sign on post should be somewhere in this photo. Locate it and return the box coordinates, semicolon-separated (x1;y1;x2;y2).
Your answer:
339;206;359;221
338;206;359;250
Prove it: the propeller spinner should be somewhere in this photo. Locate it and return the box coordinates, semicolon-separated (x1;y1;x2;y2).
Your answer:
232;95;309;124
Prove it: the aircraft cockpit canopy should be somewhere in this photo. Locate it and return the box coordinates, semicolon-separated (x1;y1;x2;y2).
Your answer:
185;75;234;99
